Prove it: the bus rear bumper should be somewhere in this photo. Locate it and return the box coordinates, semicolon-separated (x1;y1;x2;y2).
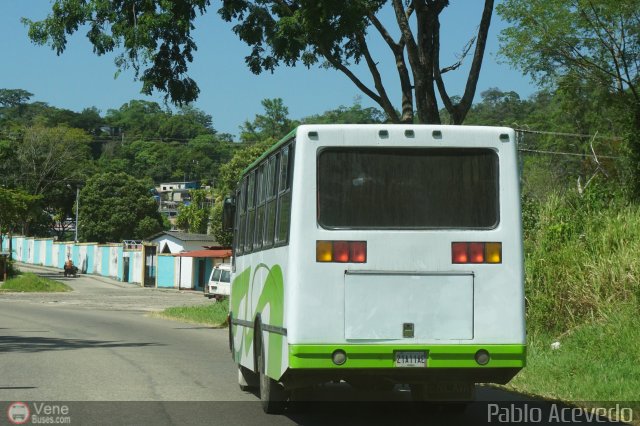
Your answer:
289;344;526;369
285;344;525;386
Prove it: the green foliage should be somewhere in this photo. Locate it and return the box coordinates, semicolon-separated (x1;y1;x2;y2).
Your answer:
0;187;42;236
497;0;640;197
210;201;233;247
301;99;385;124
105;100;216;141
239;98;294;143
462;88;533;126
135;216;166;240
0;89;33;108
524;189;639;334
156;299;229;326
0;256;20;282
99;101;232;183
508;305;640;406
220;0;496;124
217;139;273;198
23;0;211;104
175;188;211;234
0;273;72;292
79;172;163;243
19;125;92;195
26;0;494;124
498;0;639;92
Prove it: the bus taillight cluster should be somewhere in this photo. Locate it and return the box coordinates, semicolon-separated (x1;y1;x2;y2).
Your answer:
452;242;502;264
316;241;367;263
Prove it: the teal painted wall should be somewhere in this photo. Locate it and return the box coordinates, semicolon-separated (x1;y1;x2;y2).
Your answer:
33;240;41;265
22;240;28;262
157;256;175;288
45;240;53;266
100;247;110;276
86;245;95;274
116;247;124;281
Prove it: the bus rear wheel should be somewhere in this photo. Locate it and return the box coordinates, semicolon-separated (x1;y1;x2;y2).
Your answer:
257;336;287;414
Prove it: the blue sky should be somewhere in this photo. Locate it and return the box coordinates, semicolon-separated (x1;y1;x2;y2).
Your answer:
0;1;536;137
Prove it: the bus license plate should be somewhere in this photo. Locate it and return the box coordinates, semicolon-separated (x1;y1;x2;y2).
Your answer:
395;351;427;368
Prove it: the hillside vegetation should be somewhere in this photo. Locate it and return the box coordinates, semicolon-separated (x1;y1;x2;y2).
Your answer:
508;186;640;406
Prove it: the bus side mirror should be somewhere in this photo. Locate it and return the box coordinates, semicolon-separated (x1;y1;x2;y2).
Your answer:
222;196;236;232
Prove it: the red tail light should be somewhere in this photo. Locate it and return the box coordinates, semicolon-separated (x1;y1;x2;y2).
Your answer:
333;241;350;263
316;241;367;263
469;243;485;263
452;242;469;263
452;242;502;264
349;241;367;263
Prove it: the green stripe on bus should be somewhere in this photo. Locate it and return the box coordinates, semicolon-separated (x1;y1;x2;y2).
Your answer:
232;264;285;378
289;344;526;369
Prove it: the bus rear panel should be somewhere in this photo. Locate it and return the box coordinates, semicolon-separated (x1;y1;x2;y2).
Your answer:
231;124;525;395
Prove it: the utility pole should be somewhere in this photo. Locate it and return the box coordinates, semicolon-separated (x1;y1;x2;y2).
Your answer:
75;186;79;242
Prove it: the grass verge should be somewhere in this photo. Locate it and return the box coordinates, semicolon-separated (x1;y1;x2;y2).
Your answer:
505;305;640;422
508;305;640;399
0;272;72;293
154;299;229;327
512;191;640;422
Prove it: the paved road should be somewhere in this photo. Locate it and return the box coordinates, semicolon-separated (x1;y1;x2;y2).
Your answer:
0;266;626;425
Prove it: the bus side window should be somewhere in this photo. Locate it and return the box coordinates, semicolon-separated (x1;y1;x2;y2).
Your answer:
254;163;266;250
236;177;248;256
275;144;293;245
233;188;242;258
245;171;256;253
264;154;279;248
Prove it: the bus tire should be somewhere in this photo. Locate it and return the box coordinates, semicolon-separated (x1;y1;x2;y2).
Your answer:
257;332;287;414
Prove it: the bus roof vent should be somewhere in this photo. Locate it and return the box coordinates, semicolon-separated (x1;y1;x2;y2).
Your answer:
378;129;389;139
308;131;319;140
404;129;415;138
499;133;510;142
432;130;443;139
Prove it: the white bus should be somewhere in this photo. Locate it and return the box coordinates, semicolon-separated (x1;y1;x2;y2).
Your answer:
224;124;525;412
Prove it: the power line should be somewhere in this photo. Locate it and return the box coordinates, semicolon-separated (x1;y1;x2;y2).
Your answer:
518;148;622;159
515;128;623;141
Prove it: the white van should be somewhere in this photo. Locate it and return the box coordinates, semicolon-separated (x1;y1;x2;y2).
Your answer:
205;263;231;300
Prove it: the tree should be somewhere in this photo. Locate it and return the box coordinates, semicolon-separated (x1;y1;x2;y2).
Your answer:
302;99;385;124
213;138;273;244
463;88;533;126
221;0;496;124
0;188;41;259
25;0;495;124
18;125;92;196
105;100;167;140
175;188;212;234
497;0;640;197
78;172;163;243
23;2;209;104
239;98;294;143
0;89;33;108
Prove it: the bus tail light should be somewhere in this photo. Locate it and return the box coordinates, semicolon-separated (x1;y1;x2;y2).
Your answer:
350;242;367;263
316;241;333;262
469;243;485;263
452;242;468;263
333;241;350;263
452;242;502;264
485;242;502;264
317;241;367;263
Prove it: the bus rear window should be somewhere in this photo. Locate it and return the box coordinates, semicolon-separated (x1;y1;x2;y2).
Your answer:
317;148;499;229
